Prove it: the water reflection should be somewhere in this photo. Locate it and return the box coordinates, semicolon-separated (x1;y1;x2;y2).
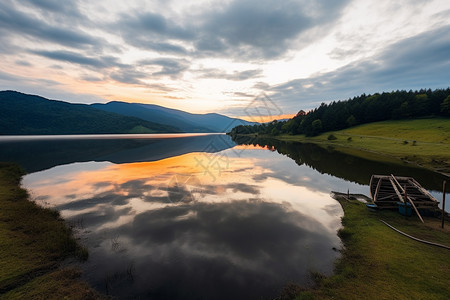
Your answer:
18;134;449;298
231;135;449;192
23;146;343;299
0;133;233;173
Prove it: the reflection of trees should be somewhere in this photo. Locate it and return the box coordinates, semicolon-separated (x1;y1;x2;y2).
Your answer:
0;135;234;173
231;135;447;190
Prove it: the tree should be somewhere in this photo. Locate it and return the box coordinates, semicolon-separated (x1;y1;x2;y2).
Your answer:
311;119;322;136
296;110;306;117
400;101;411;118
271;127;280;135
227;88;450;137
441;96;450;116
346;115;357;127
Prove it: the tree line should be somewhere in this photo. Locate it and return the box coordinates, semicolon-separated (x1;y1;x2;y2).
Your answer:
229;88;450;136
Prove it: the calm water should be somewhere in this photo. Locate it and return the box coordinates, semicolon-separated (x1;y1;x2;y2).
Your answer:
1;133;448;299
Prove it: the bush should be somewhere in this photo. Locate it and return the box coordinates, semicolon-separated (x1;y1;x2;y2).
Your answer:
338;228;352;240
311;119;323;136
328;134;337;140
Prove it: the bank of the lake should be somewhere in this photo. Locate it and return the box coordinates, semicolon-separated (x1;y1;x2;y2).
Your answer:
255;118;450;176
0;163;103;299
292;195;450;300
2;128;449;299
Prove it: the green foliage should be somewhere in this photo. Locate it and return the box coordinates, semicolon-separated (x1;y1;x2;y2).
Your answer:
441;95;450;115
0;91;181;134
346;115;357;127
281;119;299;134
327;134;337;140
271;127;280;136
311;119;322;136
228;88;450;137
278;283;307;300
272;118;450;174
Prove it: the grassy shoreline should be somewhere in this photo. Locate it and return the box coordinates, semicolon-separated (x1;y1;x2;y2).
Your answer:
0;162;102;299
2;117;449;299
293;195;450;300
252;118;450;176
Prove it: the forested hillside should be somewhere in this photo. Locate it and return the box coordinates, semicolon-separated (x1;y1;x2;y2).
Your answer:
91;101;256;133
229;88;450;136
0;91;181;134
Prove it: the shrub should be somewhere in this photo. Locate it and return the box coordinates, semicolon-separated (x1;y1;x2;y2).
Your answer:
328;134;337;140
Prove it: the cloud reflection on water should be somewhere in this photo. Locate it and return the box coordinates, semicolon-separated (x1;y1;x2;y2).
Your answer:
23;145;344;299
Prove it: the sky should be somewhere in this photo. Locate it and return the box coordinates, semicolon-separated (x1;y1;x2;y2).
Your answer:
0;0;449;119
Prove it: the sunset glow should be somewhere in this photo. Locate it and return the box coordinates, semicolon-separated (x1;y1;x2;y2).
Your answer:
1;1;449;117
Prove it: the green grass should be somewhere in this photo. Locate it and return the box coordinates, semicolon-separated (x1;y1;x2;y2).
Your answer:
294;196;450;300
341;118;450;142
0;162;103;299
276;118;450;175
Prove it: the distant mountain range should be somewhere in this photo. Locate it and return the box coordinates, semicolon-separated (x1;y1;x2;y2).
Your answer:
0;91;255;135
91;101;254;133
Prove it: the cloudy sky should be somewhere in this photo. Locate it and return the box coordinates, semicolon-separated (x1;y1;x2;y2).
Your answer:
0;0;449;119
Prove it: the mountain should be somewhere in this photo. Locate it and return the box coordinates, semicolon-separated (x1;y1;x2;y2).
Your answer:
91;101;256;133
0;91;181;134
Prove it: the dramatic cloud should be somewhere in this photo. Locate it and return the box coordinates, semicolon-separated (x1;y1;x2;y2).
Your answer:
139;58;190;78
196;68;263;81
0;0;449;116
195;0;350;59
30;49;117;68
267;25;450;111
0;1;98;49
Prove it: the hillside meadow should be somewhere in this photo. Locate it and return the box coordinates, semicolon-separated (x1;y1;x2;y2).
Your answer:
276;118;450;175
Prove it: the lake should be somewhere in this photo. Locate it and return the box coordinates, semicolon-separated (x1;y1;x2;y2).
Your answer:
0;133;448;299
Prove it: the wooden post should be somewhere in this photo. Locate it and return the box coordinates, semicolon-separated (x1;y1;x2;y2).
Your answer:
404;185;408;219
391;174;424;223
408;178;439;202
347;188;350;200
442;180;447;229
389;177;404;203
373;179;382;204
406;192;425;223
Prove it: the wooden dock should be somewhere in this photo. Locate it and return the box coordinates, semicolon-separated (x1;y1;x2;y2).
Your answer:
369;175;439;210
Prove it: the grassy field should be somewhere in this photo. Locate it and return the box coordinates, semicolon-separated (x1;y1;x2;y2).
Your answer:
0;163;103;299
292;195;450;300
276;118;450;175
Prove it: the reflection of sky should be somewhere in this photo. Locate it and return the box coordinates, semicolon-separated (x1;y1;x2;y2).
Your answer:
23;146;351;299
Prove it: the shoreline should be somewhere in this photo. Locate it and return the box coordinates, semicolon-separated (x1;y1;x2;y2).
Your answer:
2;161;449;299
276;134;450;177
0;163;103;299
228;118;450;176
291;194;450;299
